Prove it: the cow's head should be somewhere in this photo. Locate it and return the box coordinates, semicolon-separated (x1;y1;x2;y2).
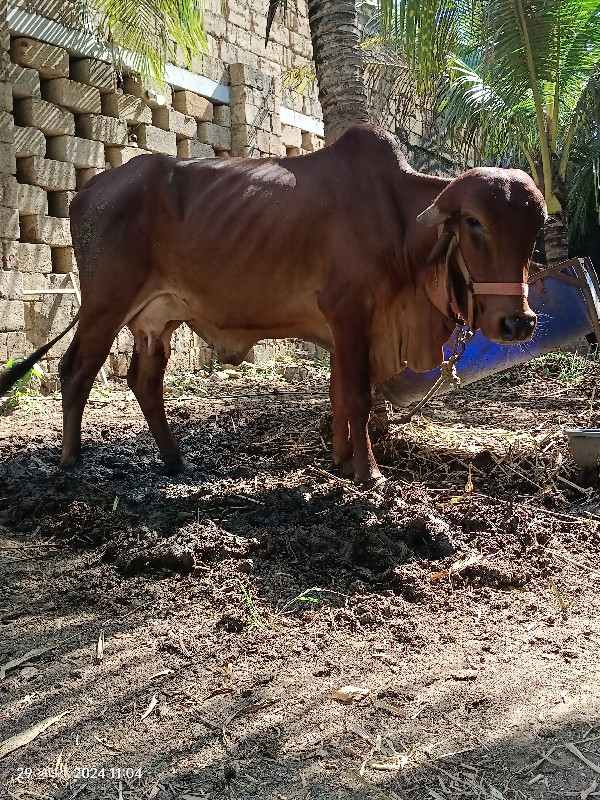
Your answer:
418;168;547;343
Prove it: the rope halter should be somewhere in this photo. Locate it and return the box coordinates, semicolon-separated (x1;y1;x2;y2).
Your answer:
444;227;530;331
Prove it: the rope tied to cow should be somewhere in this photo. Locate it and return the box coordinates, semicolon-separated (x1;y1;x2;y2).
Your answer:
396;323;473;424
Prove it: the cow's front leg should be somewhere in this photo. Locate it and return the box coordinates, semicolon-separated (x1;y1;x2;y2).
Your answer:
330;326;382;484
329;353;353;475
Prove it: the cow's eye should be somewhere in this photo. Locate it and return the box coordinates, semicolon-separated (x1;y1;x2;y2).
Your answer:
465;216;481;229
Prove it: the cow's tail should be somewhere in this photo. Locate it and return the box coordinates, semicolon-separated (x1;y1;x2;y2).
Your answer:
0;313;79;396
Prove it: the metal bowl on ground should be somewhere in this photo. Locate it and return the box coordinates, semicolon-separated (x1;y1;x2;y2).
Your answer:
564;428;600;469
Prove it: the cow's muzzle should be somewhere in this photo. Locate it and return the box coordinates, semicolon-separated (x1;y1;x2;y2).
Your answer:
498;313;536;342
440;230;532;337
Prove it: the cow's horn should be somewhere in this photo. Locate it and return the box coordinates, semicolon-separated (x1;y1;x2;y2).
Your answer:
416;204;450;227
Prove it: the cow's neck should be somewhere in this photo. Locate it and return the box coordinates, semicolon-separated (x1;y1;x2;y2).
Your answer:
367;170;456;380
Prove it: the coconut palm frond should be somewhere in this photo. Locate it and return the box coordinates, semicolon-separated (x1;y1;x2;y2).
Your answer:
266;0;287;46
92;0;207;79
361;33;421;128
283;62;317;93
435;55;534;166
381;0;466;92
387;0;600;225
568;140;600;244
557;0;600;89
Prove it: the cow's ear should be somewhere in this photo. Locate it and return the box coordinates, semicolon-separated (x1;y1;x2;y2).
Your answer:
426;229;454;266
423;260;451;316
416;204;450;227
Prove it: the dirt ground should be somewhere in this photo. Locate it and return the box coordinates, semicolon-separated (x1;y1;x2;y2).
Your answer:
1;354;600;800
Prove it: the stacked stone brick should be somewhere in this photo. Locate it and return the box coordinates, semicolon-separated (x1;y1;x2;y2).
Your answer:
0;7;24;367
199;0;313;77
0;1;328;378
230;63;283;157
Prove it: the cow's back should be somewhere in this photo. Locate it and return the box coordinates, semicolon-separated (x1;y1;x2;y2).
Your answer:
71;124;411;287
69;126;420;353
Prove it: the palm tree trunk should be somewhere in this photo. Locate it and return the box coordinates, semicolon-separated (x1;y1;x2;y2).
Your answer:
306;0;368;145
306;0;389;430
544;215;569;265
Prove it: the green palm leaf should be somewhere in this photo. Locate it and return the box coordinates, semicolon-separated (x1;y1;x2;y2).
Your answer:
383;0;600;228
568;139;600;243
78;0;208;79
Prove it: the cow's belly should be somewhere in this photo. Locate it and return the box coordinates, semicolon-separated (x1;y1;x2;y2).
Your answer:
125;291;332;363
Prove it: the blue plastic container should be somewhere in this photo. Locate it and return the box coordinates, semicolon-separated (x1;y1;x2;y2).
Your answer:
378;258;600;408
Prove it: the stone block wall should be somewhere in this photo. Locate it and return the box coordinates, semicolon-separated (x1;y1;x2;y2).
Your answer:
0;0;326;379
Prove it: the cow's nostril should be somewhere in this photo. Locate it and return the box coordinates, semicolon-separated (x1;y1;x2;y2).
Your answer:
500;316;535;341
500;317;519;340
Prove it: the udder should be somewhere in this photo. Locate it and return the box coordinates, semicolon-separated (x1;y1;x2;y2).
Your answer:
127;294;193;357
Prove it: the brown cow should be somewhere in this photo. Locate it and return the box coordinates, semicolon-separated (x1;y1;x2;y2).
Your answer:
0;123;546;482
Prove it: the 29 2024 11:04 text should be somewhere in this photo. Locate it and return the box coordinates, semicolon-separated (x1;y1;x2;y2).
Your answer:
16;766;144;780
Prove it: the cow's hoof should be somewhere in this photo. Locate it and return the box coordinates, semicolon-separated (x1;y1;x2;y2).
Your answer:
339;458;355;477
163;459;188;475
355;470;386;487
60;455;83;470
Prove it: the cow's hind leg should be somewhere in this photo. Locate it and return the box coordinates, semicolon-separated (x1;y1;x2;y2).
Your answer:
126;328;185;473
60;329;115;467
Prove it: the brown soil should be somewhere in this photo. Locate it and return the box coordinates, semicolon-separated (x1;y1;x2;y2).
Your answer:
1;358;600;800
